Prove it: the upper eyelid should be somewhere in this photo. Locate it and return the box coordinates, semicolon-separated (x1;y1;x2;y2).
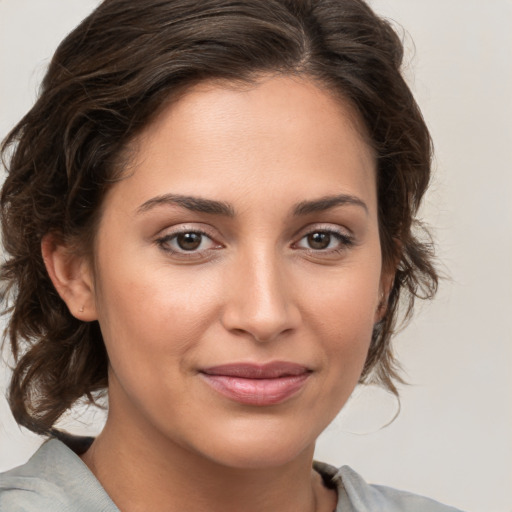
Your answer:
156;223;218;238
157;229;218;245
154;222;353;245
293;223;353;239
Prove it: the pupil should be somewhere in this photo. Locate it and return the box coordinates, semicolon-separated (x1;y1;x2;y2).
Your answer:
308;232;330;250
177;232;202;251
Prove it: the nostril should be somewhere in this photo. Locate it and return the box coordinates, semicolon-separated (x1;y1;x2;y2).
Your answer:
225;322;296;344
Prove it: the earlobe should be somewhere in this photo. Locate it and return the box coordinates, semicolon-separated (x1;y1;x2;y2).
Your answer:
41;234;98;321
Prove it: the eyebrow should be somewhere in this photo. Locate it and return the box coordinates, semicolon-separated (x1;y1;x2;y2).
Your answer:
137;193;235;217
136;192;367;217
292;194;368;216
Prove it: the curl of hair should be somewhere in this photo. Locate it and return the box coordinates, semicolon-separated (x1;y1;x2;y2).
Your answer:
1;0;437;435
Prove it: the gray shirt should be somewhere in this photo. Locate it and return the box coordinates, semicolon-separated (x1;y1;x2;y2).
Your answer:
0;439;464;511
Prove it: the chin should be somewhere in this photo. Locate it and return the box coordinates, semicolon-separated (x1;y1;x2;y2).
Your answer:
206;441;314;470
184;418;319;470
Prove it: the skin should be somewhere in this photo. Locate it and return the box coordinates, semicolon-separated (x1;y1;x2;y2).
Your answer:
43;75;392;512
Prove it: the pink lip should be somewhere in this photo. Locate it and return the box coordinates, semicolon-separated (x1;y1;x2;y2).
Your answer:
199;362;311;406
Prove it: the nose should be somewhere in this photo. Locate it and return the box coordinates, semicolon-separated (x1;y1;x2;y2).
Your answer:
220;249;301;343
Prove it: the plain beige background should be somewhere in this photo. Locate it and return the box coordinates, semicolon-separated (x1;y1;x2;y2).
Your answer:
1;1;511;511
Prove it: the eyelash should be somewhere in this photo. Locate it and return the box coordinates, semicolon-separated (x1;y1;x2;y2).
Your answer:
294;228;355;255
155;226;355;259
156;228;221;258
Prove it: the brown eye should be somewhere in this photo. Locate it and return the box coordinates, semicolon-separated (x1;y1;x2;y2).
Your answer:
156;229;220;256
307;232;331;250
176;232;203;251
295;228;354;254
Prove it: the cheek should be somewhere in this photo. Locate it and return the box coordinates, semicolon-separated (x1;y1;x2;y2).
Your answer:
93;259;224;378
300;259;380;376
303;261;380;335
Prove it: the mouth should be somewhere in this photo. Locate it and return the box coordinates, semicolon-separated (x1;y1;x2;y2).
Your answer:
199;362;312;406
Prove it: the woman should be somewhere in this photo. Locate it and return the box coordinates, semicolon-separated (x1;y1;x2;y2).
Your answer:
0;0;463;510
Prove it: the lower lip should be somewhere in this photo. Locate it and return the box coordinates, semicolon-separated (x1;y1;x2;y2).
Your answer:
200;373;310;406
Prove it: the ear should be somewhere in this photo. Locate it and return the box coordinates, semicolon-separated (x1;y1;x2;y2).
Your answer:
374;238;402;323
41;233;98;321
374;261;397;324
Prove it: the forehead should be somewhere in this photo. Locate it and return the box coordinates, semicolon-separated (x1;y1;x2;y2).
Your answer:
143;75;372;162
107;75;377;217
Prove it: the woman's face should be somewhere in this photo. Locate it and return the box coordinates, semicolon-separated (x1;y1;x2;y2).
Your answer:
87;75;387;468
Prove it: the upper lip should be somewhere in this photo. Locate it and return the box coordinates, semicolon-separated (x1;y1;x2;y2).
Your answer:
200;361;311;379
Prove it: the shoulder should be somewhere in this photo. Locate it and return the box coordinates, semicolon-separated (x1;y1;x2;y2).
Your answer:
314;462;465;512
0;439;118;512
0;473;68;512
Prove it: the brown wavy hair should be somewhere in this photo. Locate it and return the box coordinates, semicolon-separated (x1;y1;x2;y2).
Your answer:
1;0;437;436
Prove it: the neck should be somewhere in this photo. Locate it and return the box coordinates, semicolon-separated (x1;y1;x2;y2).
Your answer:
81;413;336;512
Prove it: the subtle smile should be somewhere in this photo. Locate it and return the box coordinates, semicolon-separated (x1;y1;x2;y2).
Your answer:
199;362;312;406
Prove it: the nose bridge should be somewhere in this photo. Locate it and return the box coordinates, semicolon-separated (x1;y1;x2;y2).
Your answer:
221;243;299;342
